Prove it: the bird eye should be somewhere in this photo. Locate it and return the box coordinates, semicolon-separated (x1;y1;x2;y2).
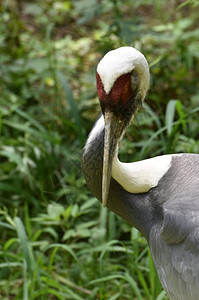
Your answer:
122;84;129;95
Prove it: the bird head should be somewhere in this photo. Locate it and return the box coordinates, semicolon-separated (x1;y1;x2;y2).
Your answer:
96;47;150;207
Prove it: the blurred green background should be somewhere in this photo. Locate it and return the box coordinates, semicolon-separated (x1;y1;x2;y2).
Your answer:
0;0;199;299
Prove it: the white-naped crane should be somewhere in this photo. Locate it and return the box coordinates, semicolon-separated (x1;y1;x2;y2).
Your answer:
81;47;199;300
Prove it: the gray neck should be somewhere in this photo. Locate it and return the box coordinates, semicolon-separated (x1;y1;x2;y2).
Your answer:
81;116;155;240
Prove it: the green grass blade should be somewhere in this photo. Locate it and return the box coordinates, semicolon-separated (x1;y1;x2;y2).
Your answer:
124;272;143;300
44;243;83;270
156;290;167;300
136;266;151;299
0;110;2;136
3;120;60;143
140;126;167;158
0;221;15;230
23;260;28;300
89;273;142;300
14;217;36;277
176;100;186;134
0;262;23;268
165;100;178;136
15;108;46;132
52;272;94;299
56;70;85;144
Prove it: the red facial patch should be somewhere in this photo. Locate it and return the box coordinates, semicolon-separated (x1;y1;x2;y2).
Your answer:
110;73;132;105
96;72;133;112
96;72;105;101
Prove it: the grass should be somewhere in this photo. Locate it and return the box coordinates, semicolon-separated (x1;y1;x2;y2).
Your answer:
0;210;165;299
0;0;199;299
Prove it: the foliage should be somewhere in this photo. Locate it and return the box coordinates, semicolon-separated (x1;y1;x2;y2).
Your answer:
0;0;199;299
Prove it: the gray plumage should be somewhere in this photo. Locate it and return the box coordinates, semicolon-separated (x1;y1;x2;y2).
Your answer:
149;154;199;300
82;119;199;300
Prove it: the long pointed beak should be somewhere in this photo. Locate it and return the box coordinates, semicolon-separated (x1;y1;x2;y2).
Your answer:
102;111;122;207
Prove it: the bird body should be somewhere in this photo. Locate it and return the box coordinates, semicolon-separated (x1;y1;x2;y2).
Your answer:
81;47;199;300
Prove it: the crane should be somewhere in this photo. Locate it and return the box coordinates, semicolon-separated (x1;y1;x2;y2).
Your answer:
81;46;199;300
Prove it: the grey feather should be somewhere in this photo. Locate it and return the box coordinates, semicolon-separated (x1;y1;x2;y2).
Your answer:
149;154;199;300
82;119;199;300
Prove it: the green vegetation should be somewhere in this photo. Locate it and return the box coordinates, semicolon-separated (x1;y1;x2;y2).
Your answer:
0;0;199;299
